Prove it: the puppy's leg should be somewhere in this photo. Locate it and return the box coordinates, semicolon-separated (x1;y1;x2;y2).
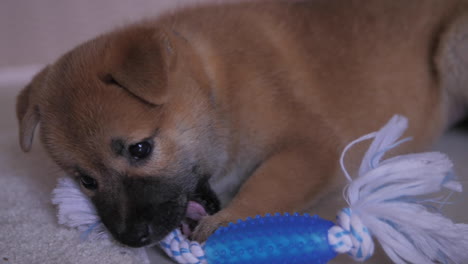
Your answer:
436;10;468;124
193;145;339;242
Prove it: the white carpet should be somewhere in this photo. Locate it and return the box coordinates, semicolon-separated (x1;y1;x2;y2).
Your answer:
1;81;467;264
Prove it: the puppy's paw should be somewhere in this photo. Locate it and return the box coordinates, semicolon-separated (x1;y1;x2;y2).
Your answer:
191;212;230;242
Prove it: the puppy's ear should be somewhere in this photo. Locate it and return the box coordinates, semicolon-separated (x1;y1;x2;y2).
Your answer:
16;66;49;152
108;27;175;106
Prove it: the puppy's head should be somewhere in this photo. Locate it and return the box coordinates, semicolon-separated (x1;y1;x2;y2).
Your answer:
16;25;222;247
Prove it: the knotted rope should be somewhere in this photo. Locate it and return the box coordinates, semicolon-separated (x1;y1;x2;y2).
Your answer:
328;208;374;261
159;229;206;264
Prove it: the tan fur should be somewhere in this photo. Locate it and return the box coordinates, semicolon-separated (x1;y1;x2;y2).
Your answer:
16;0;468;243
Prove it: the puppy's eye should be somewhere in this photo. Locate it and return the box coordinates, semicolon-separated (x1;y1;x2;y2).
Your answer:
80;175;98;190
129;141;152;160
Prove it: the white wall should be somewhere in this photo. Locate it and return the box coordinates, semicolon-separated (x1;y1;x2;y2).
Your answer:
0;0;211;84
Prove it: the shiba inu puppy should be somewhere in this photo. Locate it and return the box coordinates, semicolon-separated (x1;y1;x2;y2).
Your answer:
16;0;468;247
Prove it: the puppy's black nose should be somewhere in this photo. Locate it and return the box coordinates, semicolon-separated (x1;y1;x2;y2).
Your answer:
118;223;151;248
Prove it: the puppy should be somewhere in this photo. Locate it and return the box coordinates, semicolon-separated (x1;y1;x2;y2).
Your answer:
16;0;468;247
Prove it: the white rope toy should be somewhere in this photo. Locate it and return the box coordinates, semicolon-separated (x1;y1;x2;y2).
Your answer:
328;115;466;263
159;229;206;264
52;115;468;264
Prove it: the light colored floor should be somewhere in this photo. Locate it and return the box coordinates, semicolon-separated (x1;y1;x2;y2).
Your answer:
1;79;467;263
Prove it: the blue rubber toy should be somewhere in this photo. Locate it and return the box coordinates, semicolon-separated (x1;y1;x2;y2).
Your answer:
204;213;336;264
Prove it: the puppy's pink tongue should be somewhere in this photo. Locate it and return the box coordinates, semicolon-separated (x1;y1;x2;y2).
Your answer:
181;201;208;237
186;201;207;221
181;223;191;237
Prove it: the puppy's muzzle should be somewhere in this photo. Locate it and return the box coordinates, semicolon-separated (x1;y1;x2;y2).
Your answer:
94;176;220;248
117;222;152;247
